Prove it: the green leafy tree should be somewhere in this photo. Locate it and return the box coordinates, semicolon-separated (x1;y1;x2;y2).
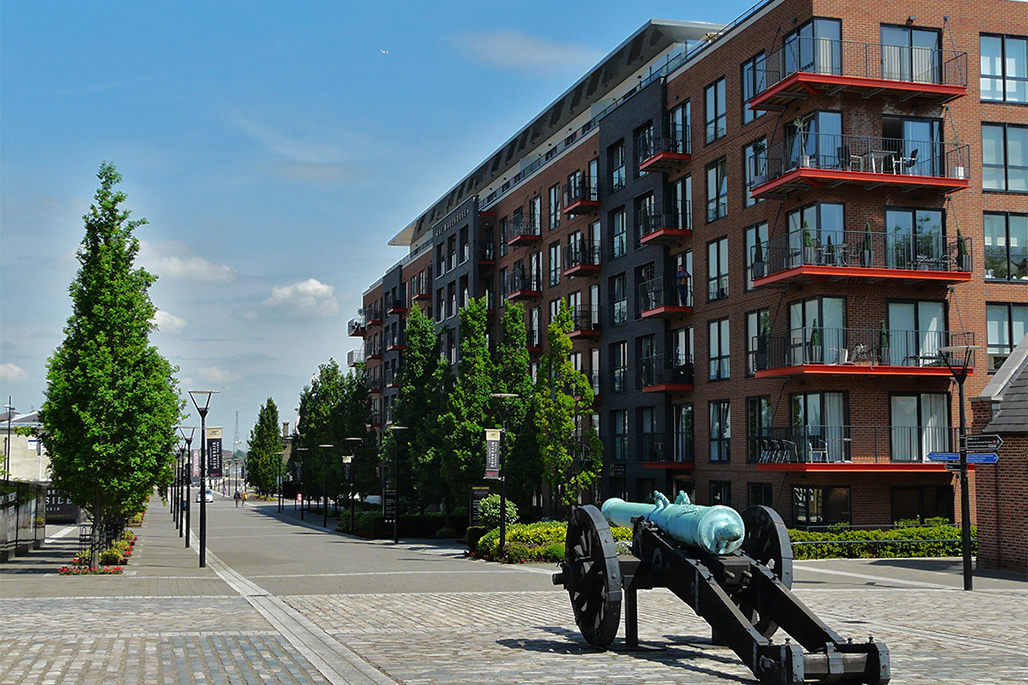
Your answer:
534;302;602;515
246;398;282;495
439;298;493;506
393;305;449;513
41;162;182;566
492;301;541;516
292;359;351;509
334;366;377;502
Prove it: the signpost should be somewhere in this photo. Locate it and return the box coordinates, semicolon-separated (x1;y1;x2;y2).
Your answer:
929;452;999;464
484;429;501;480
963;434;1003;452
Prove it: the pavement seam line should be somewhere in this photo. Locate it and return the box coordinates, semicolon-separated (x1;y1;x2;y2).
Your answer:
194;539;398;685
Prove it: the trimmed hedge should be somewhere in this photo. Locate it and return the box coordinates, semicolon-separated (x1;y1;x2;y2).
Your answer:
788;524;976;560
352;511;467;539
474;521;632;563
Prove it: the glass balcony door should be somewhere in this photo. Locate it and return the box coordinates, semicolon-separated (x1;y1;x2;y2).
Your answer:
882;25;941;84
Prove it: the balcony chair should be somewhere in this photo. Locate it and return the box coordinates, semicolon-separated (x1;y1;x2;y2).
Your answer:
895;148;919;175
808;437;829;463
837;144;863;171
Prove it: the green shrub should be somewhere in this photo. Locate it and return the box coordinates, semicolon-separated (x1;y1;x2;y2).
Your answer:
435;526;459;539
478;494;518;529
466;525;489;551
789;524;975;560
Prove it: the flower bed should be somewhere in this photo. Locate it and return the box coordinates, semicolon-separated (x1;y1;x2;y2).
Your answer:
58;565;123;575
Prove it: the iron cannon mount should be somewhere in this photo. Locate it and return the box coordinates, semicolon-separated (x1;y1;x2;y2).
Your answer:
552;499;891;684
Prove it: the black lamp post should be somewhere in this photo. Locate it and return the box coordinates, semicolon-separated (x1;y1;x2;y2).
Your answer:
388;425;408;544
345;436;361;532
489;393;519;555
319;444;334;528
295;447;308;519
4;397;14;485
188;391;216;568
939;344;979;591
177;426;196;545
277;451;284;513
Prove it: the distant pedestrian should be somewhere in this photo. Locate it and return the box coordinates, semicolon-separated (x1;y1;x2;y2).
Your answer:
241;492;247;506
234;491;241;508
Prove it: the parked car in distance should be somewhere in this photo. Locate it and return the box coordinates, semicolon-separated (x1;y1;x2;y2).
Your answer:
196;489;214;503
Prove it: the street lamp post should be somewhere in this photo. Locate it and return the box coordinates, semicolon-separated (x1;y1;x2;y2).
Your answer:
345;437;362;533
295;447;308;519
939;344;979;592
489;393;519;556
319;444;334;528
388;425;408;544
188;391;216;568
177;427;196;545
4;397;14;485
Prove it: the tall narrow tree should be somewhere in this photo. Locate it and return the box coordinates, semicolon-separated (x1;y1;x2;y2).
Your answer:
246;398;281;495
438;298;493;506
41;162;182;566
534;302;602;515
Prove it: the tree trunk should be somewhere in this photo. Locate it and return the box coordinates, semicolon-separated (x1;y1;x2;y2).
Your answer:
90;494;103;569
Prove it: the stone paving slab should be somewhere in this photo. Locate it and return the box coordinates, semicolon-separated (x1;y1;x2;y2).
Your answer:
283;586;1028;685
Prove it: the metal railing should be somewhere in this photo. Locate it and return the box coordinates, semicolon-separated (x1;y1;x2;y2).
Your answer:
361;304;382;323
509;215;541;240
570;305;600;332
565;240;601;270
637;124;691;163
563;175;599;206
347;318;365;335
639;354;694;388
506;270;542;294
346;349;364;366
639;276;692;311
762;37;968;91
753;229;973;277
753;327;974;370
751;132;971;189
748;424;961;464
638;202;691;238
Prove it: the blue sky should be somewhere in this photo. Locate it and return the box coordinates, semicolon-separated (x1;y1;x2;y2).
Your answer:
1;1;751;444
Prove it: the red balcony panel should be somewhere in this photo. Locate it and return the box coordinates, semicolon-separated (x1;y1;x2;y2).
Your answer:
639;150;691;174
569;328;600;340
507;288;541;301
755;363;970;379
639;228;691;246
640;304;692;319
564;263;601;278
641;382;694;393
751;166;970;201
751;72;967;112
756;461;961;474
563;198;599;216
507;234;542;248
755;264;972;288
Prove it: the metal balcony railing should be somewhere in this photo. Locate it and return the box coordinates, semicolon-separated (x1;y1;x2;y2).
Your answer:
748;425;960;465
346;349;364;367
753;327;974;370
570;305;600;333
750;132;971;190
563;175;599;207
506;270;542;294
348;318;366;336
526;326;543;349
637;124;691;162
753;229;973;277
509;215;541;240
638;202;691;239
639;276;692;311
762;37;969;91
361;304;382;323
564;240;602;271
639;354;694;388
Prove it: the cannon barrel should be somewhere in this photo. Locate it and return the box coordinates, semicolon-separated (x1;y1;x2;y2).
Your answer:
601;491;744;555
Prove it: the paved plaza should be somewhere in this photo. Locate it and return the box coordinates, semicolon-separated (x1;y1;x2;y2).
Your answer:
1;494;1025;685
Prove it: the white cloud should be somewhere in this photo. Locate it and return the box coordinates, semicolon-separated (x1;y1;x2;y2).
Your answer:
0;363;28;382
456;31;603;74
262;278;339;319
198;366;242;385
139;240;237;283
153;310;188;333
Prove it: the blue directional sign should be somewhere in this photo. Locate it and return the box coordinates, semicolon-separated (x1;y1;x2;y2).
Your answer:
967;453;999;464
927;452;959;461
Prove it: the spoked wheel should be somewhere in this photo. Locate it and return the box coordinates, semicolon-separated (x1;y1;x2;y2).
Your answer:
558;505;622;647
735;505;794;638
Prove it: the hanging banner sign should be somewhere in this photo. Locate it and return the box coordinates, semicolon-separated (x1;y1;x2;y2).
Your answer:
206;427;223;479
484;429;501;479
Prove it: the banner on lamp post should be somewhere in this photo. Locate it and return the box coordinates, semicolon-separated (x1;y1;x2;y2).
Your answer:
484;429;501;479
206;427;223;479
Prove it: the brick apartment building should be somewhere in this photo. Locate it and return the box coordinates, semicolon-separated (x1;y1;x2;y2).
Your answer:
348;0;1027;527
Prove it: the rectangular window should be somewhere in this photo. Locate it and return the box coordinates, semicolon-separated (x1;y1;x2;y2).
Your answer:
891;486;953;524
669;102;691;154
745;222;769;288
706;158;728;222
459;227;469;264
881;24;941;84
791;391;847;462
498;267;507;302
611;409;628;460
747;396;773;463
980;34;1027;103
983;123;1028;193
498;217;508;257
611;342;628;393
670;175;691;231
548;183;561;229
707;237;729;301
675;404;694;463
548;241;562;287
885;300;945;367
675;251;693;307
710;480;731;506
787;202;845;267
705;77;726;143
789;296;846;365
747;309;770;376
742;53;766;124
708;317;730;380
612;208;627;258
987;303;1028;372
744;138;767;204
610;142;626;192
612;273;627;325
749;483;772;507
884;206;945;270
890;392;950;462
529;195;542;229
793;486;850;528
783;18;841;77
984;212;1028;281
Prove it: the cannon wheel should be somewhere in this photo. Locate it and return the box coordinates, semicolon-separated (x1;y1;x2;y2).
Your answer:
562;505;622;647
736;505;794;637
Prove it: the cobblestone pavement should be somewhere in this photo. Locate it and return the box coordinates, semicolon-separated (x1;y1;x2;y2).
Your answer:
2;495;1025;684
